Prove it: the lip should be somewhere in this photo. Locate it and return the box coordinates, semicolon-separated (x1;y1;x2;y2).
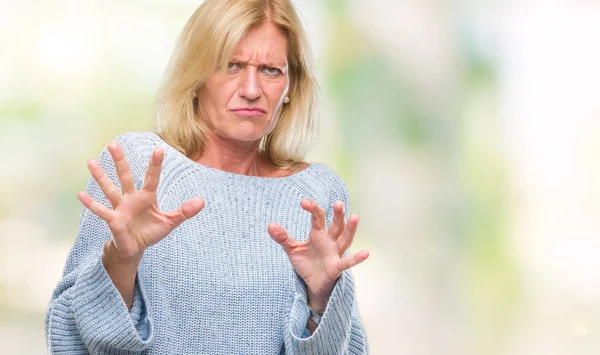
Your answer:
230;107;267;117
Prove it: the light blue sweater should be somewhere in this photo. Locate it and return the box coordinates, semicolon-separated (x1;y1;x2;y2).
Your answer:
45;131;369;354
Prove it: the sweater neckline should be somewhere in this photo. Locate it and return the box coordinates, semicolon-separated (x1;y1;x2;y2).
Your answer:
151;132;315;181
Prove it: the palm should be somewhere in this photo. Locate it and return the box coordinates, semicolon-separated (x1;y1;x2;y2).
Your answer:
78;141;204;258
106;192;173;252
268;199;369;303
286;229;342;292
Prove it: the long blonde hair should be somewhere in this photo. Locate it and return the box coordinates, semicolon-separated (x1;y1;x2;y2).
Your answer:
154;0;320;170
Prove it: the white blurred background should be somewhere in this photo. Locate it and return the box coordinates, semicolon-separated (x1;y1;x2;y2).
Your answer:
1;0;599;354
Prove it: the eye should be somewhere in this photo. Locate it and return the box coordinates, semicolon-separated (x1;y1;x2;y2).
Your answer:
262;66;283;76
227;62;241;73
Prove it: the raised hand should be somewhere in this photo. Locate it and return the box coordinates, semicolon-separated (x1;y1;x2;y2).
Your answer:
267;199;369;312
78;141;205;260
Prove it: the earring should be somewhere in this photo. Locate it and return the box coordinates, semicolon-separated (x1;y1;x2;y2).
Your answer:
283;96;290;103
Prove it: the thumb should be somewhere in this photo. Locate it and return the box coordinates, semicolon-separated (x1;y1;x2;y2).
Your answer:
267;222;297;253
165;197;205;227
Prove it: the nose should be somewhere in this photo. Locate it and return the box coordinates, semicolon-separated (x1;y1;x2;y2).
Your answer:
238;66;261;101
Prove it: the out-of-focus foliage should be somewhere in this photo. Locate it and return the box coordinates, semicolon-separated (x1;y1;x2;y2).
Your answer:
1;1;599;354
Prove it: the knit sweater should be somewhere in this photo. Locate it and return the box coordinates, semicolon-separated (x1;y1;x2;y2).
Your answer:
45;131;369;355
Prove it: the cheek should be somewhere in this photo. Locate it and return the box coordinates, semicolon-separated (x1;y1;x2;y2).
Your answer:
267;80;289;105
204;78;237;111
266;81;289;122
215;81;238;108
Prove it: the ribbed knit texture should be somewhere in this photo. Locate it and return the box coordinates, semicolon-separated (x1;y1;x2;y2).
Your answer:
45;131;369;354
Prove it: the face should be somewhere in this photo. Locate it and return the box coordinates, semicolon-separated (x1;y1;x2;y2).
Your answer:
198;22;290;143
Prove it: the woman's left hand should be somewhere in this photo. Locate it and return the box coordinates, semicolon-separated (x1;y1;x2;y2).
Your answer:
267;199;369;312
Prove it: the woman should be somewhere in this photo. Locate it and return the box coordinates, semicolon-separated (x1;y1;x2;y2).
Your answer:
45;0;370;353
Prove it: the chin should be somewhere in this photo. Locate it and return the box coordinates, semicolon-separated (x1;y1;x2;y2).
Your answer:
231;134;263;142
229;123;268;142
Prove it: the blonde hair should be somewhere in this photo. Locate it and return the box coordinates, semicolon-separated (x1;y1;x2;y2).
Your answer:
154;0;320;170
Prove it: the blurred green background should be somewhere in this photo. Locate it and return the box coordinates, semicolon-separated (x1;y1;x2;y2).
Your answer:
1;0;600;354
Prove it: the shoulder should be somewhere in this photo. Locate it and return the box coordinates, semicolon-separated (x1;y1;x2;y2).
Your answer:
306;162;349;189
96;131;162;183
111;130;162;154
112;130;161;156
301;162;351;204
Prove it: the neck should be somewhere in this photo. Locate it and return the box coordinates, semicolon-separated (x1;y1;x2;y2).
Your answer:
194;132;271;176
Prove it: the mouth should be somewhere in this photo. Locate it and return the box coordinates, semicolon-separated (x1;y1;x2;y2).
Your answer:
230;107;267;117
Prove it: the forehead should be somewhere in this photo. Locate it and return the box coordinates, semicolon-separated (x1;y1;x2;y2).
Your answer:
231;22;288;64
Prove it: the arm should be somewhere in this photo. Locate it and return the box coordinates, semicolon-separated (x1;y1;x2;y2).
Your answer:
270;174;370;354
46;136;204;354
286;269;369;354
102;239;143;310
45;140;153;354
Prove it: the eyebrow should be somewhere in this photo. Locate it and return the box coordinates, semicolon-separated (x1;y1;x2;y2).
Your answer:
231;57;287;68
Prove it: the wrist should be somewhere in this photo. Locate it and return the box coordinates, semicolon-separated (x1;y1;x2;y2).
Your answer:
307;282;335;313
101;239;141;311
102;239;143;267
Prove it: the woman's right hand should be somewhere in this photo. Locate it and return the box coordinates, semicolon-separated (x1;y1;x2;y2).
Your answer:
77;140;205;260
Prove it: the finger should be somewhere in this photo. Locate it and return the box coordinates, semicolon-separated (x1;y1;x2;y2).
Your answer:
87;159;122;208
267;222;299;254
164;197;205;227
300;199;326;231
327;201;345;238
337;250;370;273
77;190;114;222
142;147;164;192
107;141;136;194
336;214;360;256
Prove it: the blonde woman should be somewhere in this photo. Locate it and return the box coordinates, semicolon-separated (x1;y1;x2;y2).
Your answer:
46;0;370;353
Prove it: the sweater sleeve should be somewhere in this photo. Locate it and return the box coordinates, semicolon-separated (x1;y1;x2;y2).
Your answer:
45;133;155;354
283;170;369;354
